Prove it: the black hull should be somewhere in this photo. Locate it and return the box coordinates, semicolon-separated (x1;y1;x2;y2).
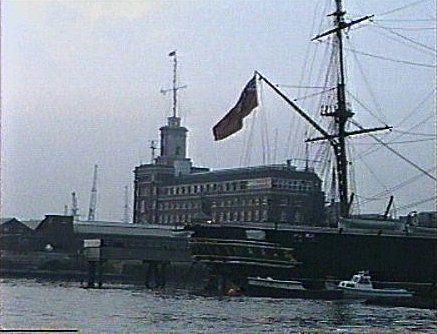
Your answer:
188;223;437;289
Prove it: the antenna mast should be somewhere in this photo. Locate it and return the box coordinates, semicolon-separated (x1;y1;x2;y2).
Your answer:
171;51;177;118
160;50;187;117
87;164;98;221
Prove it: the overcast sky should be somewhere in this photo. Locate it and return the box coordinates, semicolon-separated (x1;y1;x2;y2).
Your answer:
1;0;435;221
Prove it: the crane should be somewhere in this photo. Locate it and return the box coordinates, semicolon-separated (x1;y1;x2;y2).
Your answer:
71;192;79;221
123;185;130;224
87;164;98;221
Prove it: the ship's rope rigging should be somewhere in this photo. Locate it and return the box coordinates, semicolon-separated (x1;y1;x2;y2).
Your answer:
354;138;435;145
313;1;435;215
347;139;360;214
239;79;272;166
394;89;436;127
359;166;436;203
356;113;434;160
376;19;436;22
395;195;437;212
391;130;436;137
320;40;435;68
369;23;436;55
375;0;432;18
240;89;259;167
259;81;271;165
238;0;434;215
350;119;436;182
283;0;332;165
373;25;436;31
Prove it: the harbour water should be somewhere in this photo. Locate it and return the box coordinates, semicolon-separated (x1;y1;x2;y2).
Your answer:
0;279;436;333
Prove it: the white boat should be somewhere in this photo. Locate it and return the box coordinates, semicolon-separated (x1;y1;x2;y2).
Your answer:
338;271;413;299
248;276;305;291
246;276;343;299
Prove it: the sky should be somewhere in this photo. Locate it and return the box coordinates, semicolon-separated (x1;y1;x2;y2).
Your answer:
1;0;436;221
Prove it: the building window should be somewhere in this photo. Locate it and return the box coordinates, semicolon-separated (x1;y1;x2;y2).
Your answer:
262;210;268;221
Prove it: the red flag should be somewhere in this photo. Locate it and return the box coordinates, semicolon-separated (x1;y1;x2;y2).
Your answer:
213;76;258;140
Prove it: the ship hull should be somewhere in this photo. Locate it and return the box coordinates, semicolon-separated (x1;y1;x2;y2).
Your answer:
188;223;437;289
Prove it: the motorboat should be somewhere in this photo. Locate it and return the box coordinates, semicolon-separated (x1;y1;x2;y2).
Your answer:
338;271;413;299
246;276;342;299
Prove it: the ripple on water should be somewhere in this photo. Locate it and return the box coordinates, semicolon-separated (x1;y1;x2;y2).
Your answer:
0;279;436;333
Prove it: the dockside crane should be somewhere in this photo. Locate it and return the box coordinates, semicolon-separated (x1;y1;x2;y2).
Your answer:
71;192;79;221
123;185;130;224
88;164;98;221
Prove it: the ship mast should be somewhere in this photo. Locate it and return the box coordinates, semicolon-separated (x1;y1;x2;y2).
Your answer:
309;0;387;218
330;0;351;218
256;0;391;218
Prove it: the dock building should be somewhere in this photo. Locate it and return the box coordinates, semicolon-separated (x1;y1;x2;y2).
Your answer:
133;115;325;226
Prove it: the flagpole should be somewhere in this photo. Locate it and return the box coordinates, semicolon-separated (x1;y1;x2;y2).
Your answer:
254;71;332;142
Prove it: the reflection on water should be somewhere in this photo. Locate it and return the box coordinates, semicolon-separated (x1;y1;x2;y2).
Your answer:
0;279;436;333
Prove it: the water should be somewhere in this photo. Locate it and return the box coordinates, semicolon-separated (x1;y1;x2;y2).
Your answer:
0;279;436;333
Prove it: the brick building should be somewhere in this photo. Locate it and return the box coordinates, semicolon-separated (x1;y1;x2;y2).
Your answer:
133;115;325;226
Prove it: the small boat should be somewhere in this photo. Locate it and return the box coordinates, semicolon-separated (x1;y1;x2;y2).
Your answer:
338;271;413;299
248;276;305;291
246;276;342;300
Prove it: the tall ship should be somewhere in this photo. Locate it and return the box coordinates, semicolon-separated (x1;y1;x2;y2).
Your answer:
185;0;437;293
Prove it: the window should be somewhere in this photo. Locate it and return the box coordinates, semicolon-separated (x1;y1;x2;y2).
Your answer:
262;210;268;221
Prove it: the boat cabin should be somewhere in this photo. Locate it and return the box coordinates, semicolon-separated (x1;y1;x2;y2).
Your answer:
339;271;373;290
